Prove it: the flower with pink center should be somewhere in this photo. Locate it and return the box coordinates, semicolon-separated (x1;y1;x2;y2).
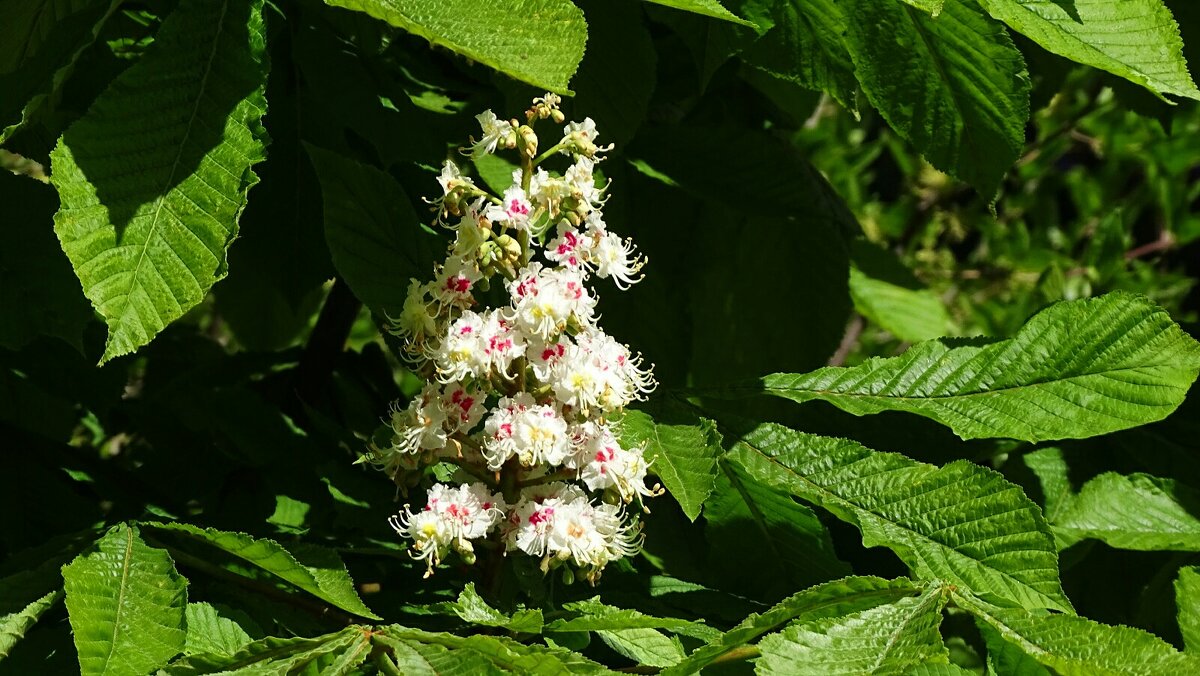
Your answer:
480;310;527;375
486;186;534;229
433;311;490;382
440;382;485;434
545;222;594;269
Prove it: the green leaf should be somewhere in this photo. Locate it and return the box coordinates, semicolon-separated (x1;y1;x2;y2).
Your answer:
726;423;1071;612
704;459;849;599
447;583;543;633
616;409;721;521
50;0;270;363
1050;473;1200;551
182;602;253;657
900;0;946;15
548;598;713;639
62;524;188;676
0;0;118;143
0;590;61;661
738;0;858;110
321;0;587;94
978;621;1051;675
1175;566;1200;652
569;0;657;148
596;629;683;668
376;626;618;674
849;240;956;343
643;0;757;27
756;585;950;675
978;0;1200;101
664;576;922;676
147;522;381;620
957;590;1200;674
164;627;365;674
305;144;439;317
372;633;507;675
841;0;1030;196
750;293;1200;442
909;666;974;676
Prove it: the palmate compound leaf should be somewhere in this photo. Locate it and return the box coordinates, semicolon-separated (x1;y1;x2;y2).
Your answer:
755;585;951;675
724;422;1072;612
321;0;587;94
978;0;1200;102
50;0;270;364
1049;472;1200;551
840;0;1029;197
146;522;381;620
956;589;1200;675
741;293;1200;443
663;576;922;676
62;524;187;676
616;409;721;522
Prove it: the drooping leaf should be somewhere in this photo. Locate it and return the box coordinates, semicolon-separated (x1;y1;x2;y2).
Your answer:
305;144;439;317
182;602;254;657
664;576;921;676
376;626;618;674
50;0;270;363
0;0;119;143
704;459;849;599
147;522;381;620
164;627;365;675
62;524;188;676
0;590;60;661
321;0;587;94
747;293;1200;442
840;0;1030;196
1175;566;1200;652
756;585;950;675
725;422;1071;612
616;409;721;521
643;0;756;27
958;590;1200;674
978;0;1200;101
445;583;543;634
738;0;858;110
1050;473;1200;551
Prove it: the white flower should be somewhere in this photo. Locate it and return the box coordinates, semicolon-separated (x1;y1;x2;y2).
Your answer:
528;168;568;214
481;310;527;374
564;156;605;210
385;383;448;457
572;422;660;504
391;280;438;349
545;222;593;269
433;311;490;382
436;159;473;195
486;186;533;229
504;486;642;580
527;336;569;382
389;509;452;577
391;482;508;576
431;256;481;308
576;328;656;411
472;110;512;157
508;265;597;340
482;393;571;469
440;382;486;434
503;482;587;556
549;342;607;411
589;230;645;289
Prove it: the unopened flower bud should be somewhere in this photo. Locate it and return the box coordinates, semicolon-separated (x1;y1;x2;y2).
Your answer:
517;125;539;158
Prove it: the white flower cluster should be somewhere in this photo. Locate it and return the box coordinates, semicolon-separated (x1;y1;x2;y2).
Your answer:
374;95;658;583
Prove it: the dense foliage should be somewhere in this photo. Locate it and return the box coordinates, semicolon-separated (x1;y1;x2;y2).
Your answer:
3;0;1200;674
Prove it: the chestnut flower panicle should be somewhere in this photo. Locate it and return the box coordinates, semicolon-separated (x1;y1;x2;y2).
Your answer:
374;95;661;585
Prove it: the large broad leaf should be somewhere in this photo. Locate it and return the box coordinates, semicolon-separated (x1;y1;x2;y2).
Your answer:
840;0;1029;196
643;0;756;26
1175;567;1200;652
748;293;1200;442
50;0;270;364
756;585;950;675
596;629;683;668
321;0;587;94
182;602;254;658
305;144;439;317
739;0;858;110
164;627;367;675
616;409;721;521
1050;473;1200;551
957;590;1200;674
0;0;118;143
725;422;1071;612
664;576;921;676
704;459;849;599
62;524;188;676
978;0;1200;101
848;239;956;343
147;522;381;620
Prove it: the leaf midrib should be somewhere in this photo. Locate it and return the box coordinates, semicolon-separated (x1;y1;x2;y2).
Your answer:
97;526;134;675
868;589;938;672
735;440;1064;610
113;0;232;339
